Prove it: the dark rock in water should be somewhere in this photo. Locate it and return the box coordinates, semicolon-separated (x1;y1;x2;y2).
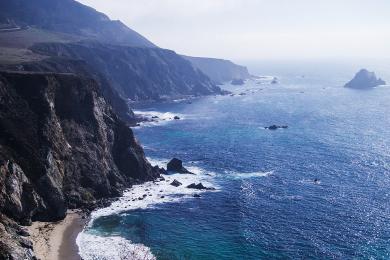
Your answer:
271;77;278;84
167;158;193;174
187;183;215;190
170;179;182;187
265;125;288;130
238;92;246;96
231;78;245;85
161;196;165;199
193;194;201;198
174;116;180;120
345;69;386;89
152;116;159;119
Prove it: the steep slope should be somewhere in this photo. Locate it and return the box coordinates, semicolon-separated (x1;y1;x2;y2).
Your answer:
0;71;162;259
1;56;136;123
0;0;155;47
183;55;251;84
30;41;222;101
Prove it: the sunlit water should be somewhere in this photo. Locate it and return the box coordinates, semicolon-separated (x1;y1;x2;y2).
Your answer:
79;62;390;259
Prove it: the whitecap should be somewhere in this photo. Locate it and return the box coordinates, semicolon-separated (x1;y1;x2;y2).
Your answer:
133;110;187;127
226;170;274;179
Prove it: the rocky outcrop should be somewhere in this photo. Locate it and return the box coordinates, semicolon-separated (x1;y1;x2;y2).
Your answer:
30;42;223;101
167;158;192;174
170;180;182;187
231;79;245;86
0;71;161;259
344;69;386;89
186;183;215;190
183;55;251;84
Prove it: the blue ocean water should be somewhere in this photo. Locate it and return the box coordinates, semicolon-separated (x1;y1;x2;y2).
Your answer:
83;62;390;259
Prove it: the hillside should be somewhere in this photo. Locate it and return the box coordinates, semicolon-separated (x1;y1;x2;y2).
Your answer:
183;55;251;84
0;0;155;47
30;41;222;101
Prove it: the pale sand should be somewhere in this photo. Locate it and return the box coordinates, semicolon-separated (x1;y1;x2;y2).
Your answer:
27;209;87;260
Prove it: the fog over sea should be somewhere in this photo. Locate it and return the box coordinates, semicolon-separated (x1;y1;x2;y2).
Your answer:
78;60;390;259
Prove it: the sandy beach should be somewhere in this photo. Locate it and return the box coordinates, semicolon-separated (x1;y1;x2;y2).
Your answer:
27;210;87;260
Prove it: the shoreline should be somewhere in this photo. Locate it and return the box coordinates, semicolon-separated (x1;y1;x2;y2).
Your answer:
27;210;88;260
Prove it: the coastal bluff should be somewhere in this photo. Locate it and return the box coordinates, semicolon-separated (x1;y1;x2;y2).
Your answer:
0;71;162;259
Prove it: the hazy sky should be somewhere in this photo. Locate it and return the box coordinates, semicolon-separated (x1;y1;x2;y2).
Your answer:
77;0;390;61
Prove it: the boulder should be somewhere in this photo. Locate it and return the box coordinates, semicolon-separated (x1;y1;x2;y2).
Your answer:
170;179;182;187
174;116;180;120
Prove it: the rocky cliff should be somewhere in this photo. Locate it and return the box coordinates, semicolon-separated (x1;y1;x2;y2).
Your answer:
0;56;136;123
183;55;251;84
0;71;162;259
29;42;222;101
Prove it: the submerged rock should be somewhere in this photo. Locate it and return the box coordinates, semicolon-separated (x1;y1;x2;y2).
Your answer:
345;69;386;89
170;179;182;187
174;116;181;120
265;125;288;130
271;77;279;84
193;194;201;198
167;158;193;174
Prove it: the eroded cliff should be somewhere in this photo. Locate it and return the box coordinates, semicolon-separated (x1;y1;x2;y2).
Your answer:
0;71;161;259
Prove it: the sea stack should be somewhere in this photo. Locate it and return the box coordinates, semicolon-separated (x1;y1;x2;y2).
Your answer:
344;69;386;89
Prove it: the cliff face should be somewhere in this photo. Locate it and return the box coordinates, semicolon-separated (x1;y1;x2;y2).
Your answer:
1;57;136;123
30;42;222;101
183;56;251;84
0;71;161;259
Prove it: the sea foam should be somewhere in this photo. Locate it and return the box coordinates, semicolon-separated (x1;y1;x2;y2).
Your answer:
76;233;156;260
133;110;187;127
77;157;218;259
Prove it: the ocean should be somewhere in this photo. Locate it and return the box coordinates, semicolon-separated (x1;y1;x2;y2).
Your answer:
77;61;390;259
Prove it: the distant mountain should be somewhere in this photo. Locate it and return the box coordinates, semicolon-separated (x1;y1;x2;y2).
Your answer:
0;0;155;47
183;55;251;84
345;69;386;89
